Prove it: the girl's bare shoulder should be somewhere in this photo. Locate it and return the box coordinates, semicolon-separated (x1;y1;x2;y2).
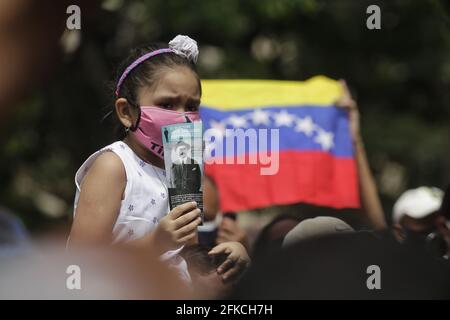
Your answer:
83;150;126;187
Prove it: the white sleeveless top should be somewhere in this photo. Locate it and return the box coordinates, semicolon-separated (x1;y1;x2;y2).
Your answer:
73;141;190;282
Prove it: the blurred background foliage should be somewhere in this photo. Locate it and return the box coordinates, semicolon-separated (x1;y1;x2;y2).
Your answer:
0;0;449;232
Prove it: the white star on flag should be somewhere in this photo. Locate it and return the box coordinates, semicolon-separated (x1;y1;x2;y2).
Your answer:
273;110;294;127
314;130;334;151
294;116;315;136
228;114;248;128
250;109;271;126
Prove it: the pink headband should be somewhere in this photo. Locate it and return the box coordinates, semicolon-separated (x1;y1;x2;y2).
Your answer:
115;48;174;97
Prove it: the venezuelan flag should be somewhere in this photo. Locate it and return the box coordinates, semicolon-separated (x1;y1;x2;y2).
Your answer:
200;76;360;212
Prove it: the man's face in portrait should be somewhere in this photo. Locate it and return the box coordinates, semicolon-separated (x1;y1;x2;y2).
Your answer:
177;145;188;161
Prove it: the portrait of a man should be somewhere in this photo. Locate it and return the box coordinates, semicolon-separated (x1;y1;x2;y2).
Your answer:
170;140;202;193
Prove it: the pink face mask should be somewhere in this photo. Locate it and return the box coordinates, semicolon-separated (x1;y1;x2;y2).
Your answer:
131;106;200;159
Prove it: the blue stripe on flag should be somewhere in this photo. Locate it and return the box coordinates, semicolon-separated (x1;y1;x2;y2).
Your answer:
200;105;354;157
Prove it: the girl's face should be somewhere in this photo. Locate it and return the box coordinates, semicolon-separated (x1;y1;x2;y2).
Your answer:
137;66;201;112
115;66;201;167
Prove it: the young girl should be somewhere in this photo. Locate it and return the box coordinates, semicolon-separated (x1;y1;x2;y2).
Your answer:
69;35;249;284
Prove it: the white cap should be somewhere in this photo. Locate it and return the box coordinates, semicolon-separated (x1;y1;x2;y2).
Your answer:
282;216;354;248
392;187;444;223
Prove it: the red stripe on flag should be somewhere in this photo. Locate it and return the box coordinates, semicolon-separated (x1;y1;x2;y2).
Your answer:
205;151;360;212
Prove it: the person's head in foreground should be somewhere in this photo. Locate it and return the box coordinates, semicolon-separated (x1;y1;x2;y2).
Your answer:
282;216;354;248
392;186;450;260
251;214;303;258
0;241;191;299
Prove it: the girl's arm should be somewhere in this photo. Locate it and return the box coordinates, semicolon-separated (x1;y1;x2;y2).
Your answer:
69;151;202;252
68;152;125;246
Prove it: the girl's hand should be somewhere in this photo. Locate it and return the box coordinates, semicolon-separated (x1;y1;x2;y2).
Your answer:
153;201;202;253
335;79;360;143
208;241;251;284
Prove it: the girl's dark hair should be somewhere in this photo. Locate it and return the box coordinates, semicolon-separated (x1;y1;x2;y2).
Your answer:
108;43;201;139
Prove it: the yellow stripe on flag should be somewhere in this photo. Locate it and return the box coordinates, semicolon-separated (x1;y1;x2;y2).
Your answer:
200;75;342;110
